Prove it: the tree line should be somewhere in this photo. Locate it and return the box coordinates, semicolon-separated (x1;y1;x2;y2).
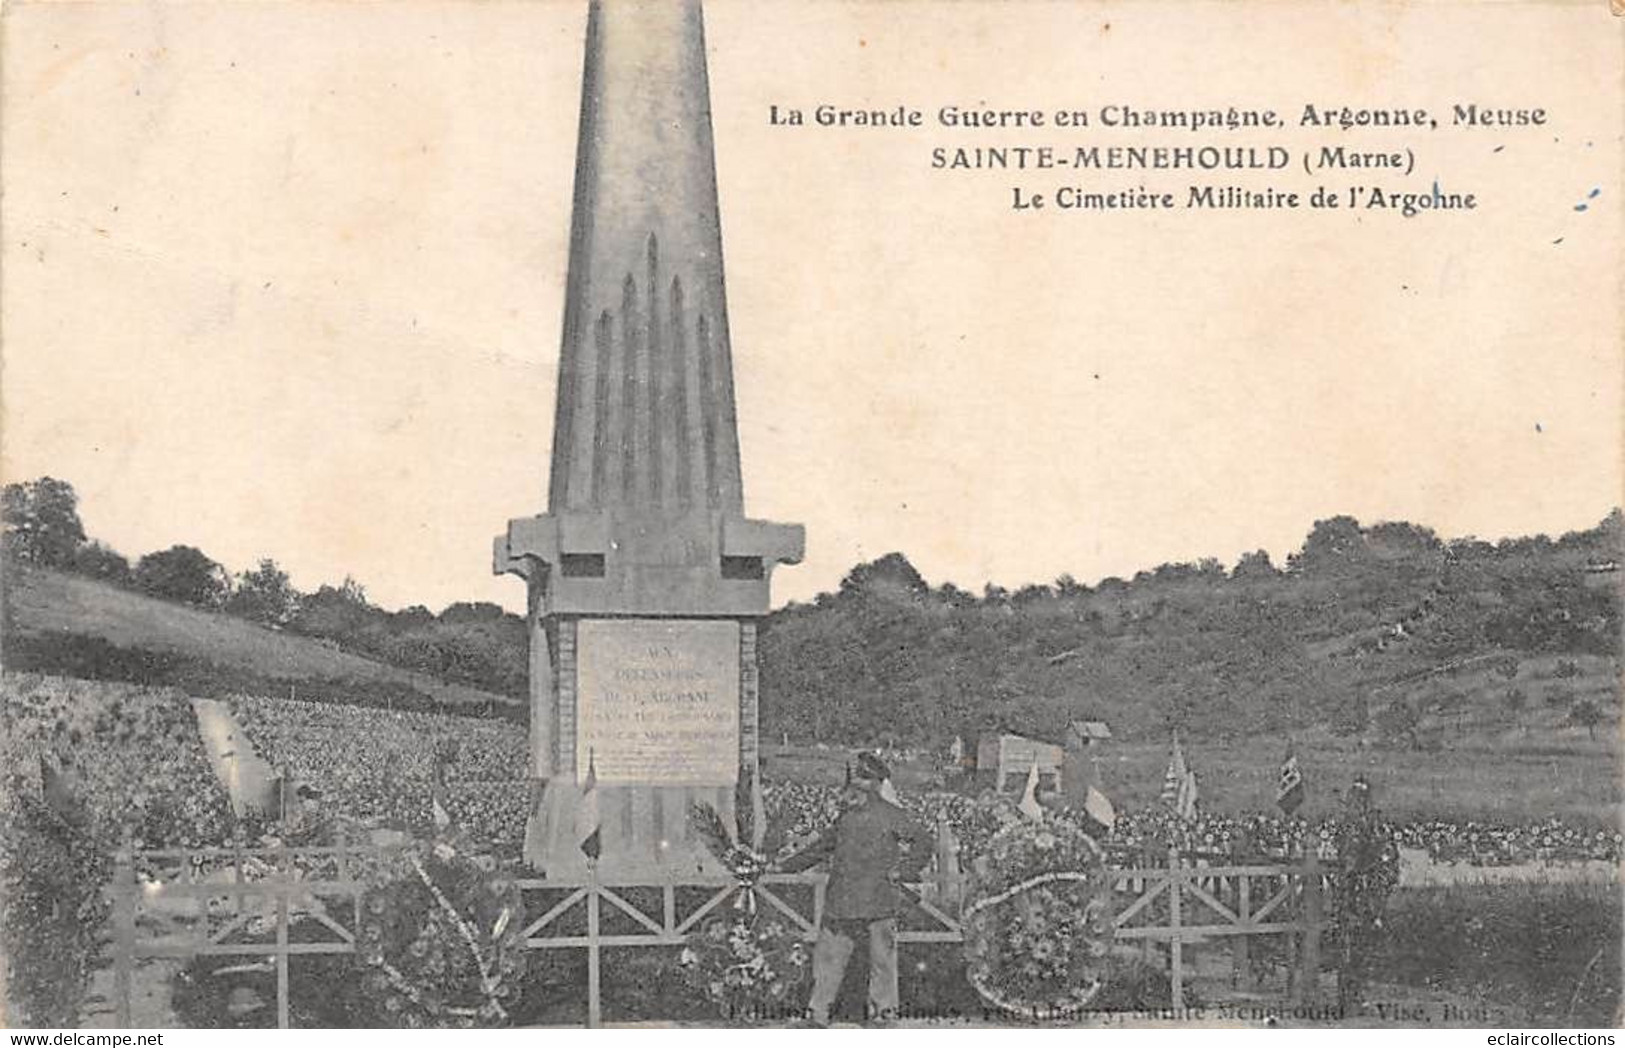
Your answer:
756;512;1622;747
2;477;525;698
5;475;1618;745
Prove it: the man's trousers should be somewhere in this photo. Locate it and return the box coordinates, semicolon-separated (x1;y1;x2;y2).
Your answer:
807;916;898;1025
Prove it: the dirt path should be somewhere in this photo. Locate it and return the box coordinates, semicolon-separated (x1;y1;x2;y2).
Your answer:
192;697;280;816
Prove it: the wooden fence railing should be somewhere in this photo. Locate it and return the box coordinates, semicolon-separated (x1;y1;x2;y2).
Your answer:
106;839;1327;1027
1110;846;1328;1009
106;831;386;1029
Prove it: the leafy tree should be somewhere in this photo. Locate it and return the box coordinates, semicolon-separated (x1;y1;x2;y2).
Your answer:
1289;516;1369;577
226;558;301;627
1559;509;1623;553
1231;549;1279;580
934;582;977;609
1445;536;1498;563
1366;521;1443;560
1568;698;1603;740
2;477;86;567
838;553;928;601
1150;561;1200;586
1053;573;1089;599
1094;576;1128;596
291;576;380;641
1598;507;1625;552
439;601;510;625
1011;582;1054;606
1496;532;1555;559
70;541;131;586
134;545;228;606
275;585;523;697
393;605;437;630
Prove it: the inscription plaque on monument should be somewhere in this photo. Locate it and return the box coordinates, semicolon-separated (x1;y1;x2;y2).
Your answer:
574;618;739;786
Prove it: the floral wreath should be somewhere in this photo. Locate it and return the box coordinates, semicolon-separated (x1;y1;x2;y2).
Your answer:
677;912;811;1020
678;770;811;1020
961;812;1115;1017
352;817;525;1027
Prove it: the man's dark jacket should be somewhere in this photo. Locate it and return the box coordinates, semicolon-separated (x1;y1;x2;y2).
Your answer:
782;795;931;919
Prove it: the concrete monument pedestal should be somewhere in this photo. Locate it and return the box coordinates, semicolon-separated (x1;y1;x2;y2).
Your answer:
496;0;802;880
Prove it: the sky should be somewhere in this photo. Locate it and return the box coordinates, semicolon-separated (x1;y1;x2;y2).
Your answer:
3;1;1621;614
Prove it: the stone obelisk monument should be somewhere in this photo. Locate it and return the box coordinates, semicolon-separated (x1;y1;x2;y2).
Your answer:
496;0;803;879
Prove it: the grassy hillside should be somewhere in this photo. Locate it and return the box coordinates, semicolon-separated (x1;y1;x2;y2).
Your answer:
3;567;515;713
758;515;1622;750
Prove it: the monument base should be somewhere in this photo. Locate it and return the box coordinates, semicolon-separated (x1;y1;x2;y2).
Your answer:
521;777;735;881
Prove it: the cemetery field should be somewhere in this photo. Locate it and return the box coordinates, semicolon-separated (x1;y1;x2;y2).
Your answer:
763;729;1620;826
8;672;1618;1029
1094;734;1619;826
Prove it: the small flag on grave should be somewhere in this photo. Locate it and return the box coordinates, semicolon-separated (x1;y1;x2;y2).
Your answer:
1160;733;1189;809
1277;750;1305;815
1018;757;1043;821
576;750;601;861
750;765;768;850
430;747;453;829
1084;783;1118;831
1176;766;1199;821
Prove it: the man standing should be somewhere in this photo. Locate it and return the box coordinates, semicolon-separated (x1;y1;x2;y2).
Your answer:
781;753;930;1026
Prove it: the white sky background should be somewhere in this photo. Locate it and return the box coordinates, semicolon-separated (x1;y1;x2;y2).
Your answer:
3;1;1621;614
